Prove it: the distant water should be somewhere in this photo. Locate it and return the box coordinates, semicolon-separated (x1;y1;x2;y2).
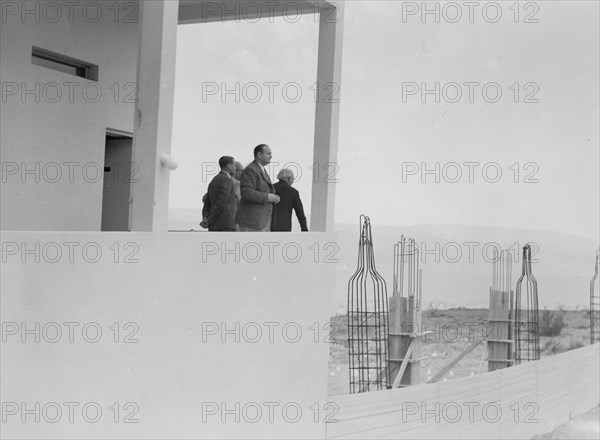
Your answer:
169;208;599;312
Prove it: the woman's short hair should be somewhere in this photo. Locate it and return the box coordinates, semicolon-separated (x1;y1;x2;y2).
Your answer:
234;161;244;180
277;168;294;181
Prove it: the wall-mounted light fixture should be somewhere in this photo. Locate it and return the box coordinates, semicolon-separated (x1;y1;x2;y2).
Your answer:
160;153;179;171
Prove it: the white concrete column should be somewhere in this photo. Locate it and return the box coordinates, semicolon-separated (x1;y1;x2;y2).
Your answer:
130;0;178;231
310;1;344;232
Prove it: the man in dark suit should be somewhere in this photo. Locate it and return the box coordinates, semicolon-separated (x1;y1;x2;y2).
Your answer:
235;144;280;232
272;169;308;232
200;192;210;229
205;156;238;232
200;161;244;229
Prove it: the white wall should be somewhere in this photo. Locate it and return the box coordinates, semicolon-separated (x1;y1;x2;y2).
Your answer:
327;343;600;439
1;231;337;438
1;0;139;230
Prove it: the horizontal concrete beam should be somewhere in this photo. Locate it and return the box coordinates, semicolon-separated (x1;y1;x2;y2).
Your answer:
178;0;331;24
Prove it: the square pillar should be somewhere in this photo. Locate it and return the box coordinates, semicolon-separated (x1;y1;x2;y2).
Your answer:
311;1;344;232
130;0;179;231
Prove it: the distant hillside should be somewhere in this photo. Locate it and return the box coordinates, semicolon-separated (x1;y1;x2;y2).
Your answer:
169;209;599;312
169;208;206;232
333;223;598;313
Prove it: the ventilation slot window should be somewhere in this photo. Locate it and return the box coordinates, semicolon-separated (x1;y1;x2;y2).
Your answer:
32;47;98;81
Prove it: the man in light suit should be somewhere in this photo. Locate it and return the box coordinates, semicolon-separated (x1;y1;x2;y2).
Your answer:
235;144;280;232
205;156;238;232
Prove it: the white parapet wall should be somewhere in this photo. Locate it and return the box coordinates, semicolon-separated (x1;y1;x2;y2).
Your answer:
326;342;600;439
1;231;337;439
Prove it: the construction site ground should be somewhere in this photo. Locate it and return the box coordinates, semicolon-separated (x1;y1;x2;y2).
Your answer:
328;308;597;437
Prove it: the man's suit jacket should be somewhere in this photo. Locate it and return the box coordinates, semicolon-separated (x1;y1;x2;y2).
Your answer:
206;171;237;230
272;181;308;232
235;160;275;230
202;178;240;221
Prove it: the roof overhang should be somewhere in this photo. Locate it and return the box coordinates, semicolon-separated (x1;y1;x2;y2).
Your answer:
178;0;334;24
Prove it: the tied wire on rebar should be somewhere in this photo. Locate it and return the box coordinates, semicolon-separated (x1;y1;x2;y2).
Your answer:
347;215;390;393
590;248;600;345
514;244;540;363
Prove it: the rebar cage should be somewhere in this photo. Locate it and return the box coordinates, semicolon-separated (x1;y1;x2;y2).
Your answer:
347;215;390;393
492;247;512;298
488;248;514;371
387;236;422;387
392;236;422;309
590;248;600;345
514;244;540;363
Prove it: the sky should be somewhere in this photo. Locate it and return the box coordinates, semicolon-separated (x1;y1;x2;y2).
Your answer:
169;1;599;240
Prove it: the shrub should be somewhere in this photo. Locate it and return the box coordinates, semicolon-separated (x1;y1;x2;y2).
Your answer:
426;301;441;318
539;310;566;337
542;338;564;355
567;339;585;351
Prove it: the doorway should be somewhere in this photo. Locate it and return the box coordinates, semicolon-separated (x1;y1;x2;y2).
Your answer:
102;130;134;231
